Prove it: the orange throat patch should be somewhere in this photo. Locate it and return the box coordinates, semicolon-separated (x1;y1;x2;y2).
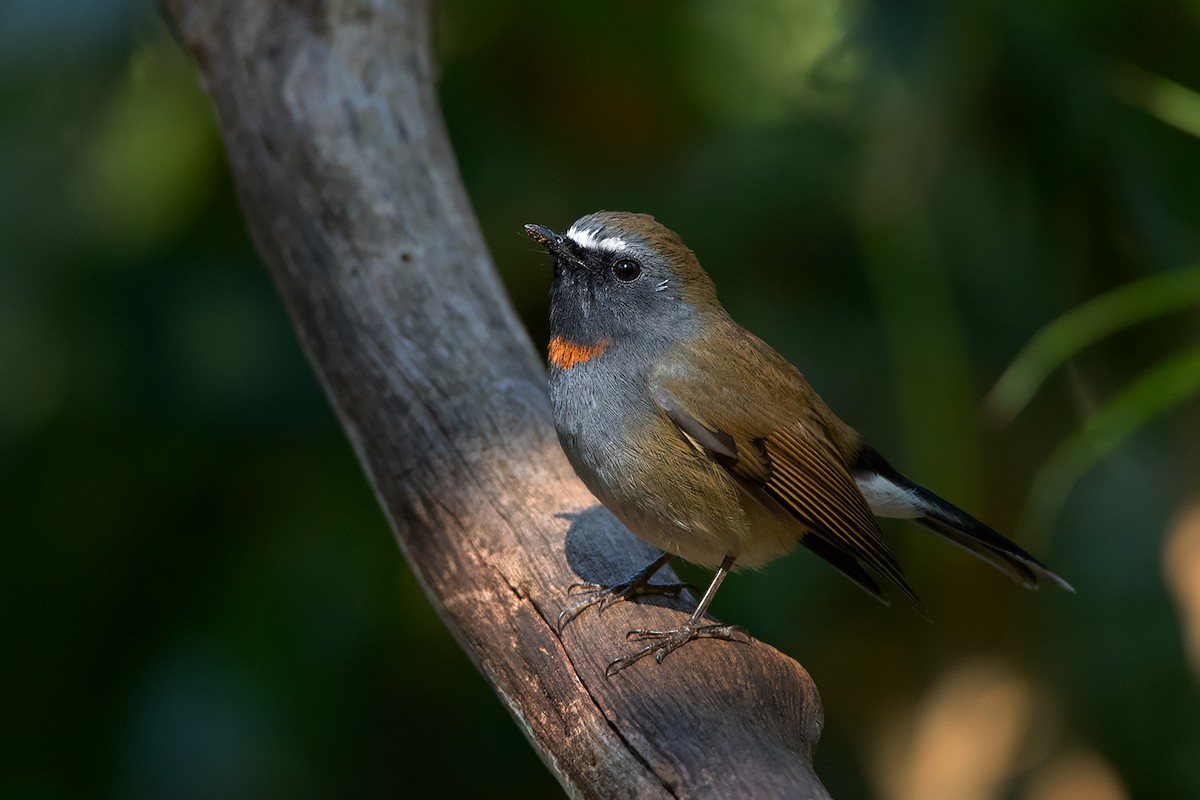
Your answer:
548;336;609;369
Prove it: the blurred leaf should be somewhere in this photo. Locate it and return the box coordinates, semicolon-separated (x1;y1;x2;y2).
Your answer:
1114;65;1200;140
986;268;1200;422
682;0;861;122
72;41;221;259
1029;343;1200;525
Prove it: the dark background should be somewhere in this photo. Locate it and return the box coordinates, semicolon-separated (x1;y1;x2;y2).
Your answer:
3;1;1199;797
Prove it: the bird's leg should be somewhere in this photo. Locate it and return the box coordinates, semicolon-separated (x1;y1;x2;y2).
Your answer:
606;554;749;676
558;552;693;632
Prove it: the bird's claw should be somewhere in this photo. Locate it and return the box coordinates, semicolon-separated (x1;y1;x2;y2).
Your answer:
557;579;694;633
606;623;751;676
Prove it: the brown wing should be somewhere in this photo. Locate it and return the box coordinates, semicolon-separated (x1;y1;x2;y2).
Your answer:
651;330;923;610
756;425;920;608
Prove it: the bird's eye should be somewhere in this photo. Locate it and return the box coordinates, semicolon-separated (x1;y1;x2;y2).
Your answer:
612;258;642;282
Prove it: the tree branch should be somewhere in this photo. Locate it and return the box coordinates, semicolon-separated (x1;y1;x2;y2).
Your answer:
160;1;829;796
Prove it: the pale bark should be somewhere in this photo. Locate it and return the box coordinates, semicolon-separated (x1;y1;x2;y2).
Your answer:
159;1;829;796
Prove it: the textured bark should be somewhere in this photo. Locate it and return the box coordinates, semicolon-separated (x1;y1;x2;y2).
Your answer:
159;1;829;796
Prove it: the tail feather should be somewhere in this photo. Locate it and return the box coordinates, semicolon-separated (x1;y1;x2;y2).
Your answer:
799;530;933;617
913;515;1040;587
853;446;1075;593
914;498;1074;591
799;534;889;604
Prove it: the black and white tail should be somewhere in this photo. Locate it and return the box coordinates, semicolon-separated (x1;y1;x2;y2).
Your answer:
851;445;1074;592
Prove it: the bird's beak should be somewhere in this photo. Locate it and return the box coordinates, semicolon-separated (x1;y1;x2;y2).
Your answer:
525;222;587;270
524;223;562;254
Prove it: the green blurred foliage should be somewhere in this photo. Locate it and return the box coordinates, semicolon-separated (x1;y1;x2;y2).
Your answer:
2;0;1199;798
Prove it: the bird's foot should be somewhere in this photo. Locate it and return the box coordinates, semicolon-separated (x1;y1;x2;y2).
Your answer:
557;576;694;633
605;622;751;676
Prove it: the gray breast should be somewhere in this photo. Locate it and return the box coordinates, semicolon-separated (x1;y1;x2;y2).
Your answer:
549;356;648;480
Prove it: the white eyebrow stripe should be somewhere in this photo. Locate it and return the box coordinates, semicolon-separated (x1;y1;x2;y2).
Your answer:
565;225;628;252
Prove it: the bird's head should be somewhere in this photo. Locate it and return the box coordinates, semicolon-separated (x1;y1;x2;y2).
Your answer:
525;211;719;349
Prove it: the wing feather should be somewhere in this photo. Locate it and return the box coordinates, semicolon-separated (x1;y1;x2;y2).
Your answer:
652;376;922;609
761;428;921;608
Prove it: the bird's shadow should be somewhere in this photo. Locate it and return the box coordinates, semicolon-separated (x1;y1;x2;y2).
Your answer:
557;504;695;611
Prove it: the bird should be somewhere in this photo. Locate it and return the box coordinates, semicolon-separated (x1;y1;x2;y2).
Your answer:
524;211;1072;675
